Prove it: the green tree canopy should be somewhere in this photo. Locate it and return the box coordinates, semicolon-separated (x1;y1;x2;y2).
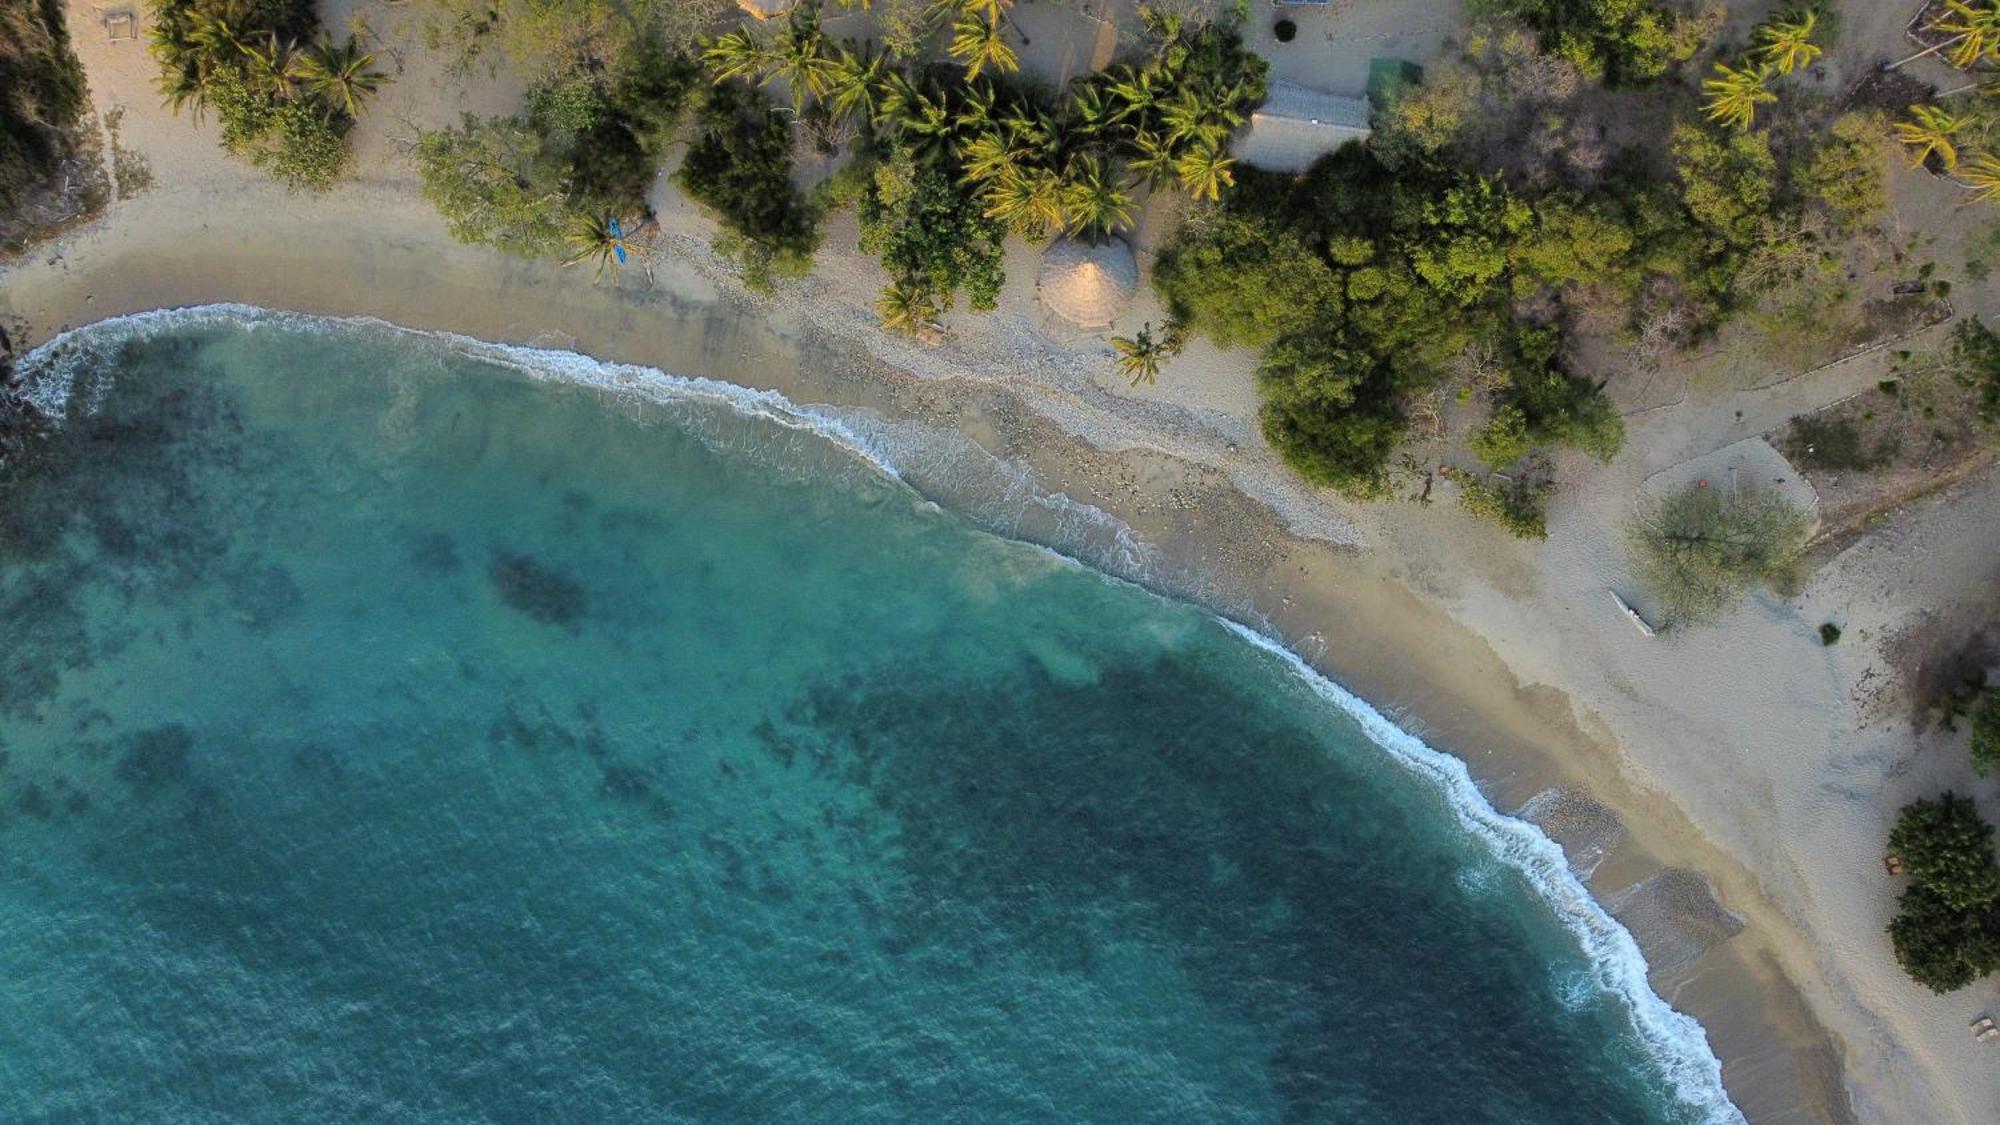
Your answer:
1626;482;1809;627
1152;212;1339;349
1887;793;2000;993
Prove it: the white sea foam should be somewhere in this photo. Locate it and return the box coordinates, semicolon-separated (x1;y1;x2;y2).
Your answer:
20;303;1743;1122
1219;619;1743;1124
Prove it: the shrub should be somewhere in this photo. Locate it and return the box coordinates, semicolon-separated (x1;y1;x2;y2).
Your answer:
1948;317;2000;430
1458;471;1552;539
1819;622;1841;646
1783;415;1894;472
1886;793;2000;993
1273;18;1296;43
1626;483;1810;627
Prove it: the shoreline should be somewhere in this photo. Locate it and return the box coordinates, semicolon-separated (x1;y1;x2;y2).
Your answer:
3;184;1857;1121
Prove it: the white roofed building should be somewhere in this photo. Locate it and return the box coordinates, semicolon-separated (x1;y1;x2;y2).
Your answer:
1231;80;1372;174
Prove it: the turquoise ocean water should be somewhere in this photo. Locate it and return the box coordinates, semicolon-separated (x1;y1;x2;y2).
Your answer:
0;308;1738;1122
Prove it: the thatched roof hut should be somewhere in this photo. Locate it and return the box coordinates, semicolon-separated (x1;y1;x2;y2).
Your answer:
1036;237;1137;329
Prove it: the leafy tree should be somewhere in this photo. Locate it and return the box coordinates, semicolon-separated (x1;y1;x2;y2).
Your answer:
1153;211;1338;348
1700;61;1776;131
1626;482;1810;627
1406;174;1533;304
1471;341;1624;468
1971;691;2000;775
1256;330;1405;496
1947;316;2000;427
1886;793;2000;993
1795;112;1887;233
676;81;822;286
1671;122;1779;254
860;148;1006;316
1458;470;1553;540
1483;0;1712;85
416;114;571;255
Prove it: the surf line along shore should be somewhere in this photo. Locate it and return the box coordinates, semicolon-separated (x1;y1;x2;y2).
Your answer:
3;180;1860;1122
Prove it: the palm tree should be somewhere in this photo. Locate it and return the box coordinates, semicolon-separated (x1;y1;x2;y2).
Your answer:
238;33;299;101
1957;151;2000;203
562;213;631;281
1125;129;1177;189
1896;104;1965;170
703;27;777;85
1158;88;1236;148
1112;323;1168;387
825;41;888;125
1173;141;1234;203
1755;9;1820;75
960;124;1031;186
1059;153;1133;241
1700;61;1777;130
1069;83;1115;137
875;278;938;336
1940;0;2000;69
293;36;387;119
1889;0;2000;70
770;4;839;115
1104;64;1161;124
982;167;1064;238
946;13;1017;80
886;83;956;165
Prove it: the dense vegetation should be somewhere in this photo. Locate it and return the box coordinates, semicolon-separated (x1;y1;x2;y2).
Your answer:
1889;0;2000;206
1148;6;1881;522
1625;483;1808;627
1887;793;2000;993
418;43;701;261
1479;0;1717;85
1;0;89;208
148;0;387;189
677;79;821;285
1154;129;1629;498
701;2;1266;327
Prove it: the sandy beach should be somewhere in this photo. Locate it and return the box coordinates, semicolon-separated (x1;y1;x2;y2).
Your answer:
7;0;2000;1120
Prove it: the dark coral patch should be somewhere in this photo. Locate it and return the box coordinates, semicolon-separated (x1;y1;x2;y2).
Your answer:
488;551;587;628
116;724;194;794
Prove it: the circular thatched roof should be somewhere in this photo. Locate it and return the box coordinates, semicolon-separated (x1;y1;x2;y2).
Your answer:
1037;237;1137;329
